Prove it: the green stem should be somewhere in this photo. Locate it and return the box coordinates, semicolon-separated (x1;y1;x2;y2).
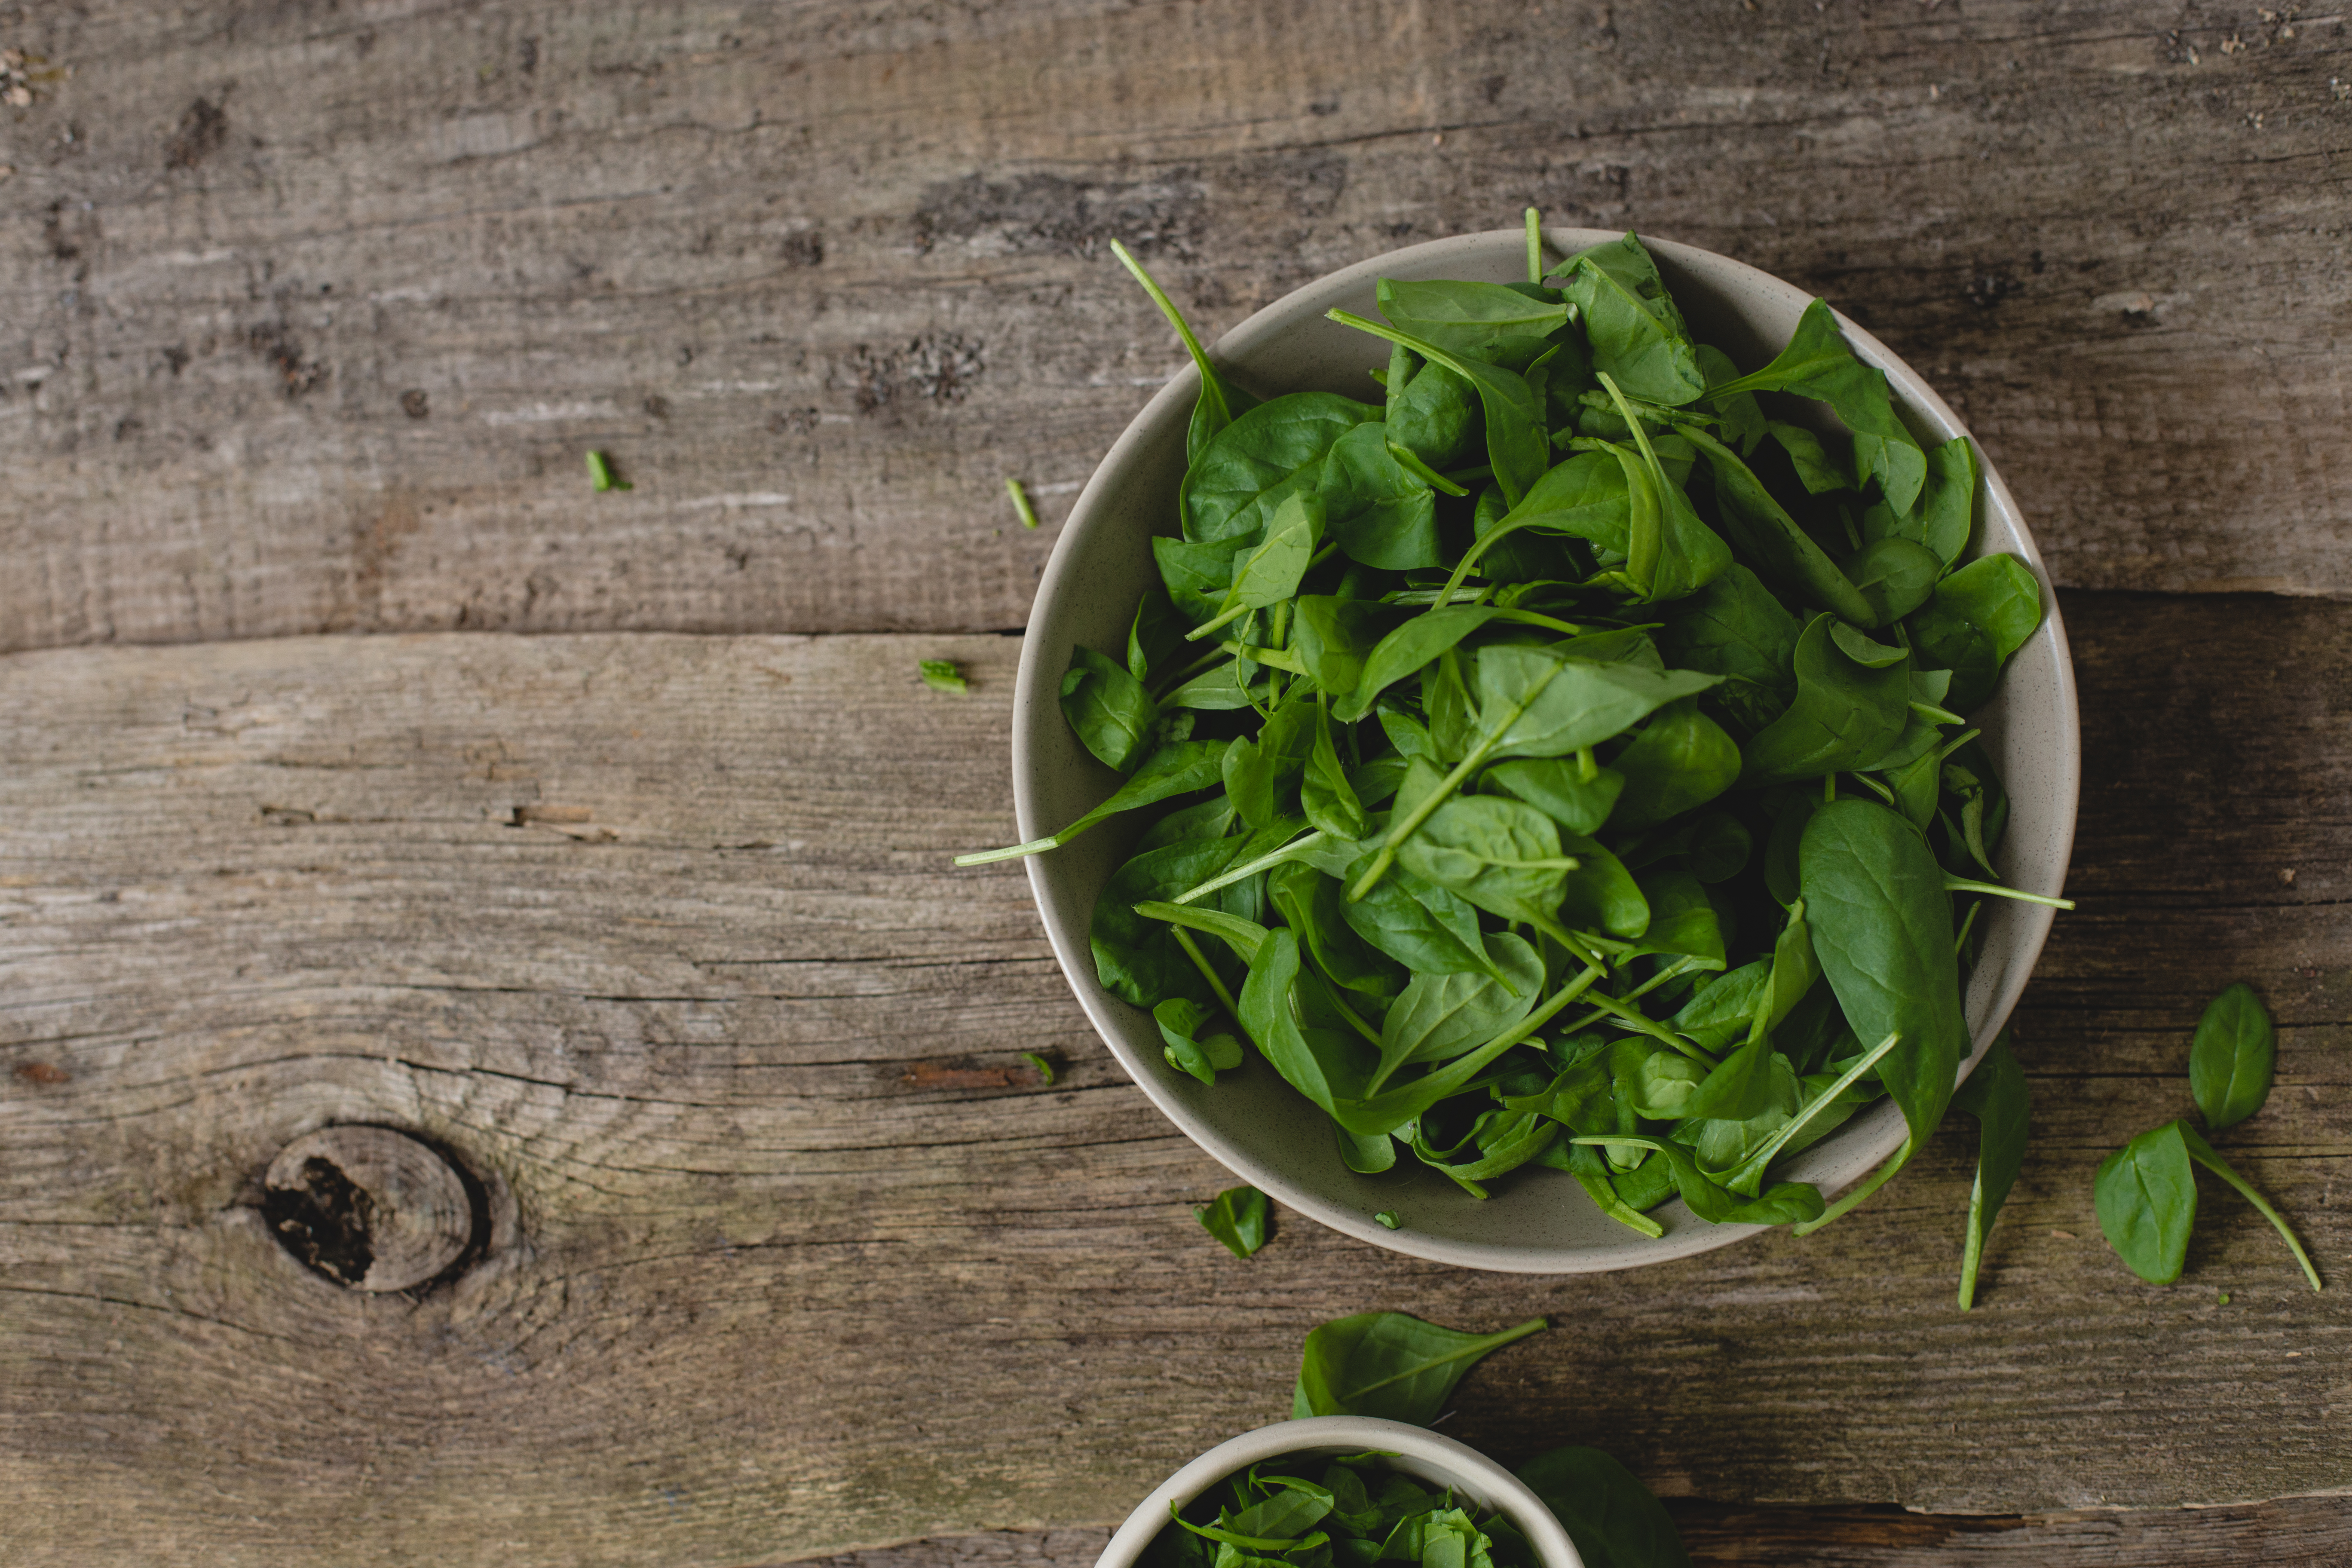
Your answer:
952;834;1060;867
1111;239;1231;429
1355;962;1604;1105
1525;207;1544;285
1957;1157;1992;1311
1172;830;1324;906
1217;640;1306;675
1943;877;2075;911
1184;598;1253;643
2183;1138;2323;1292
1148;646;1231;701
1552;956;1702;1037
1005;476;1042;530
1170;927;1240;1020
1388;441;1471;496
1791;1136;1914;1237
1726;1029;1903;1195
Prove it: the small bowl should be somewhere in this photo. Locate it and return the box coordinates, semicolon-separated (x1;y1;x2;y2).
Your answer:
1095;1417;1584;1568
1015;226;2080;1274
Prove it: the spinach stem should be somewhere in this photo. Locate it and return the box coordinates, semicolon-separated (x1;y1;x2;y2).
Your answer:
1005;476;1042;530
1525;207;1543;284
1957;1157;1993;1311
1172;830;1324;906
1217;640;1306;675
1726;1029;1902;1194
1389;442;1471;496
1942;877;2075;911
2184;1140;2323;1292
1360;962;1604;1099
1791;1135;1914;1236
1111;239;1231;429
1170;926;1241;1019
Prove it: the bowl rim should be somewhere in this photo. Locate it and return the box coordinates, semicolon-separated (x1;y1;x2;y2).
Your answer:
1017;224;2081;1273
1092;1416;1585;1568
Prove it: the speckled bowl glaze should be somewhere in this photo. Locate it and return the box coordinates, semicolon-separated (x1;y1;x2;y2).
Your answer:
1094;1417;1583;1568
1015;227;2080;1274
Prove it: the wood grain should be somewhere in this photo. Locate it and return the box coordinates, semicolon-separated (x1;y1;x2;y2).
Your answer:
2;592;2348;1565
3;1;2350;659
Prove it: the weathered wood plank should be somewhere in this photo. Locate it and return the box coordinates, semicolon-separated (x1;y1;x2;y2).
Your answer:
1;593;2348;1567
3;3;2349;658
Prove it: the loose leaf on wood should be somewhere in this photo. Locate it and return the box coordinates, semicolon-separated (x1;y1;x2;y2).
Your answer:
1951;1030;2028;1310
2190;981;2276;1131
2176;1120;2323;1292
1515;1447;1692;1568
2095;1121;2197;1285
1197;1185;1270;1258
1291;1312;1548;1424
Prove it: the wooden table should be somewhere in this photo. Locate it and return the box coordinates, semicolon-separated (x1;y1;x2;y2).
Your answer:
4;4;2348;1563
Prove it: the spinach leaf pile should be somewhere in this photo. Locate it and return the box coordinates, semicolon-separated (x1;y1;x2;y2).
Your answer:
2095;982;2320;1291
965;218;2072;1258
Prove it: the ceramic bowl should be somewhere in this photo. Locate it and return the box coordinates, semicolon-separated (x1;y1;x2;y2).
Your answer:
1014;226;2079;1274
1094;1416;1583;1568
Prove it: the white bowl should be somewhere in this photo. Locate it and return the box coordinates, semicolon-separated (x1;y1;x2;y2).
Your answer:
1094;1417;1584;1568
1015;226;2080;1274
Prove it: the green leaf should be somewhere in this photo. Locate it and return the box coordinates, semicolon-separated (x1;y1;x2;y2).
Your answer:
1516;1448;1692;1568
1951;1030;2028;1310
1301;701;1372;840
1375;276;1569;371
1268;860;1399;1000
1841;536;1943;626
1556;234;1706;406
1385;346;1483;471
1485;756;1626;836
1060;645;1161;772
1340;857;1509;981
1089;838;1250;1008
2190;981;2276;1132
1476;644;1721;760
1333;606;1501;724
2095;1121;2196;1285
1290;595;1389;702
919;658;969;694
1111;239;1262;464
1934;552;2045;664
1397;796;1577;928
1222;490;1327;613
1182;391;1376;545
1291;1312;1548;1424
1318;422;1442;570
2176;1119;2323;1291
1767;422;1850;495
1326;310;1549;507
1704;299;1927;513
1684;427;1878;626
1607;701;1741;830
1801;798;1967;1183
1157;996;1245;1084
1738;614;1911;786
1372;933;1546;1090
1197;1185;1271;1258
1239;928;1376;1111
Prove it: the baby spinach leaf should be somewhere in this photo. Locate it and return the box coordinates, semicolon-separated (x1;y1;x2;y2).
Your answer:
1334;606;1501;723
1556;234;1706;406
1302;701;1372;840
1060;645;1161;772
1240;928;1375;1111
1455;450;1632;581
1157;996;1245;1084
1577;1134;1824;1225
1386;346;1484;470
1658;564;1800;695
1767;421;1850;496
1607;701;1741;830
1516;1447;1693;1568
1112;239;1262;462
1934;552;2045;663
1904;598;2000;714
1485;756;1626;835
1374;934;1546;1089
1682;1035;1777;1123
1291;1312;1548;1423
1153;535;1244;624
1319;422;1442;570
2095;1120;2196;1285
1090;837;1249;1007
1341;856;1509;981
1738;614;1911;785
1703;298;1927;513
1268;860;1399;999
1291;595;1388;701
1218;490;1328;619
919;658;969;694
2190;981;2276;1131
1828;620;1907;669
1867;436;1977;566
1183;392;1376;545
1684;427;1877;627
1224;694;1317;829
1597;419;1732;604
2176;1120;2322;1291
1326;310;1549;507
957;739;1226;865
1800;798;1967;1194
1477;644;1722;760
1129;586;1188;685
1951;1029;2027;1310
1558;830;1653;939
1375;276;1570;371
1164;663;1269;711
1197;1184;1271;1258
1841;536;1943;625
1397;796;1577;927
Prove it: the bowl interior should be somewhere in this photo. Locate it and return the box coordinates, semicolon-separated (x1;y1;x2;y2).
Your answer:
1017;227;2080;1274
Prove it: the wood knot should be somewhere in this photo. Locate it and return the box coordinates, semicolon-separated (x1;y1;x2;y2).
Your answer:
263;1127;482;1292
